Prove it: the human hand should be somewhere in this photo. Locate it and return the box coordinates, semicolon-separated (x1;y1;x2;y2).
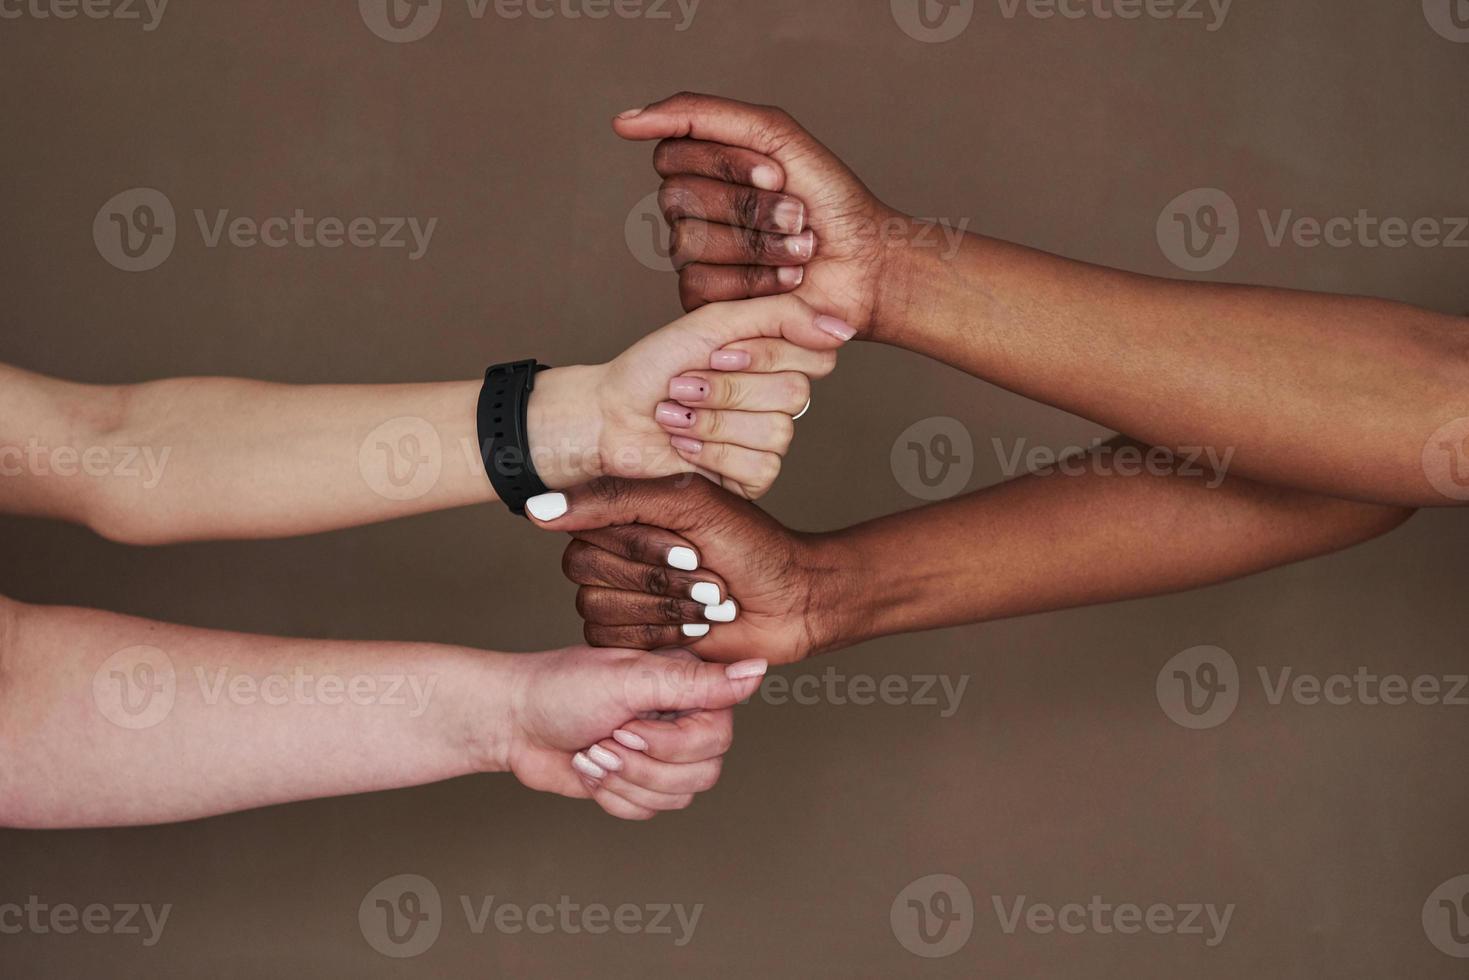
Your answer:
525;476;852;666
528;293;852;499
613;92;909;334
487;645;768;820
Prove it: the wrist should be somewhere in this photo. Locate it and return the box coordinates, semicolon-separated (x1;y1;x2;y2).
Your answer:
454;650;529;775
526;364;608;490
867;212;944;348
794;530;874;656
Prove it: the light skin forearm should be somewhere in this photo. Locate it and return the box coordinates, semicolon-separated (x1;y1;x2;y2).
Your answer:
809;441;1415;653
0;596;513;828
877;231;1469;508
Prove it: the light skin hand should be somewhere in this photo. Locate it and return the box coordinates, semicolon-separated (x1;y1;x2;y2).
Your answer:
617;92;1469;508
0;595;765;827
530;446;1413;665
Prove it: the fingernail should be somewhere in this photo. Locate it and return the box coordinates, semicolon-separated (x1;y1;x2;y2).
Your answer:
670;435;704;454
725;658;768;680
772;199;805;234
572;752;606;780
704;599;738;623
682;623;711;638
656;402;697;429
814;314;857;342
586;745;623;771
710;350;752;371
784;230;815;260
617;107;643;119
669;376;710;403
751;165;780;191
668;546;699;571
525;492;568;521
777;265;804;287
612;729;649;751
690;582;722;605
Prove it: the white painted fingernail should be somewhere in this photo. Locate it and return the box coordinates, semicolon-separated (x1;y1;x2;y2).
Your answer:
667;546;698;571
586;745;623;771
690;582;722;605
682;623;711;638
704;599;738;623
571;751;606;780
612;729;649;751
526;493;568;521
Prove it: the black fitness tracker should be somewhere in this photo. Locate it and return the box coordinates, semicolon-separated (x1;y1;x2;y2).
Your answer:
477;359;551;516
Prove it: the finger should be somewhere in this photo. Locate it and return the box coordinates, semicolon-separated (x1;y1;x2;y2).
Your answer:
587;784;658;821
710;338;838;380
680;293;854;354
562;523;701;571
620;652;768;714
563;538;727;603
670;219;813;269
614;92;810;162
651;138;786;193
668;371;810;414
585;623;691;649
612;709;735;764
575;586;709;628
656;404;794;455
588;740;724;796
678;263;803;310
659;174;805;234
667;439;782;498
524;474;732;535
594;779;695;814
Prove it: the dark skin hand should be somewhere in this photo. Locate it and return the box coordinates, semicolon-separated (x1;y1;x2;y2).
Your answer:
621;93;1469;508
531;446;1414;663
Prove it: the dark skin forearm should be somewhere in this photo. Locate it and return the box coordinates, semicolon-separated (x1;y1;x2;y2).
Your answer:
878;233;1469;508
813;441;1415;653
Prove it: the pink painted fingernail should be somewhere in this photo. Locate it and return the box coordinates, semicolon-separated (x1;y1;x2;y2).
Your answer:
710;350;752;371
726;659;769;681
777;265;804;287
814;314;856;342
669;376;710;402
587;745;623;772
772;199;805;234
572;752;606;780
613;729;649;751
751;165;781;191
784;230;815;260
670;435;704;454
617;107;643;119
656;402;697;428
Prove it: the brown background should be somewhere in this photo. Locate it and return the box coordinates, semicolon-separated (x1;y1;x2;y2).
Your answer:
2;0;1467;976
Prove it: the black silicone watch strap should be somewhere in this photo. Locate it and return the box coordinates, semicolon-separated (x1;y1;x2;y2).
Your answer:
477;360;551;516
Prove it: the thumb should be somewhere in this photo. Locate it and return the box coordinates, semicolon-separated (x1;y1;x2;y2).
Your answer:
621;650;769;714
523;475;715;534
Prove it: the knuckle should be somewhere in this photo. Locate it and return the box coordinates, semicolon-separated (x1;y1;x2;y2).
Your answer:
772;415;796;451
785;374;811;411
574;587;599;620
656;596;687;622
711;151;744;186
585;624;615;648
657;180;694;222
643;564;671;596
668;794;695;811
635;624;669;649
731;186;762;229
561;542;592;582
